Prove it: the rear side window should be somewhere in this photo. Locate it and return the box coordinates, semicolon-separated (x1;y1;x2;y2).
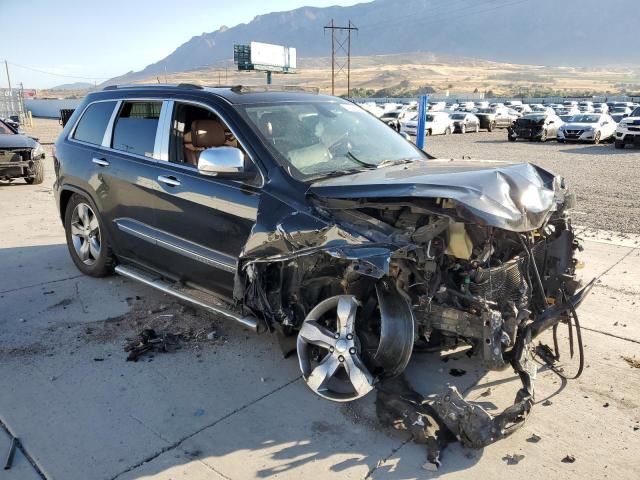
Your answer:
112;101;162;157
73;101;116;145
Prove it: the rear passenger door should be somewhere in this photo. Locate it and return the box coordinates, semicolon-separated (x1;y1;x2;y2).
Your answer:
94;100;170;267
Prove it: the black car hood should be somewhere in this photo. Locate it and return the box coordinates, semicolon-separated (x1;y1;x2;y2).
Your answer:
0;134;38;149
309;159;563;232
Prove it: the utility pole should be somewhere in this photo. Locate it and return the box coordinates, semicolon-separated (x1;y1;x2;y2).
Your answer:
5;60;12;91
324;19;358;97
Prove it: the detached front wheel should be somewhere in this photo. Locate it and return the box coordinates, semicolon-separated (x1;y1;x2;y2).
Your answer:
297;281;414;402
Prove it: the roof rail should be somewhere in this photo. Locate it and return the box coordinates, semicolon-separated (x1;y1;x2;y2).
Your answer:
229;85;320;94
102;83;204;91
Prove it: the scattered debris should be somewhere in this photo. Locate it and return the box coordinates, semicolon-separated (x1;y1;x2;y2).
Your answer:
3;435;17;470
561;454;576;463
376;375;454;469
633;425;639;432
449;368;466;377
603;403;609;408
502;453;525;465
526;433;541;443
542;400;552;406
93;357;104;362
42;290;55;295
124;329;181;362
479;388;492;397
622;356;640;369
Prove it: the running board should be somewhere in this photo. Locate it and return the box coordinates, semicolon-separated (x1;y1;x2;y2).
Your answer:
114;264;259;332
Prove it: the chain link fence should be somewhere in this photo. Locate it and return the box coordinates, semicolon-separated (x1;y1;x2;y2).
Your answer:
0;88;26;123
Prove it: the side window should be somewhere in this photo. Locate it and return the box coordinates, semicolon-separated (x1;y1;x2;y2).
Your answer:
168;103;252;173
73;101;117;145
112;101;162;157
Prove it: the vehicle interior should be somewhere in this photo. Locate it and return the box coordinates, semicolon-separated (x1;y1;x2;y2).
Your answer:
168;103;252;172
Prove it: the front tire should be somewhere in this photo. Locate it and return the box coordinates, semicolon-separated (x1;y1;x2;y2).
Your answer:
64;194;116;277
488;121;496;132
615;140;625;149
593;131;601;145
540;130;548;142
24;159;44;185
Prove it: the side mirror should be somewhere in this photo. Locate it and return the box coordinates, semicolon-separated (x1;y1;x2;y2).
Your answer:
198;146;245;177
548;120;555;124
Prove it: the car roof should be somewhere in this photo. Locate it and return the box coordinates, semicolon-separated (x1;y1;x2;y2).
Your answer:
89;84;335;105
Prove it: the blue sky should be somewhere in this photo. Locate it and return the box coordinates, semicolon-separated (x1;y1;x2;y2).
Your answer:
0;0;363;88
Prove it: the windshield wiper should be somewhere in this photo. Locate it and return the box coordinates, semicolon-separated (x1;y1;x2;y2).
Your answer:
312;168;366;180
376;158;421;169
345;151;378;169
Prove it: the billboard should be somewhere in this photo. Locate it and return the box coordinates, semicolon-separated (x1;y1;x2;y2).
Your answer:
250;42;296;70
234;42;296;73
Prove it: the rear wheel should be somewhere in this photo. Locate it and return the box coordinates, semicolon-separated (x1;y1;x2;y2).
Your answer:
24;159;44;185
593;131;601;145
488;121;496;132
460;124;466;134
540;130;548;142
64;194;116;277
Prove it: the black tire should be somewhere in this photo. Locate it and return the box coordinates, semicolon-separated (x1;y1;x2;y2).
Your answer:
63;193;116;277
508;134;516;142
24;159;44;185
460;124;466;134
487;121;495;132
614;141;625;149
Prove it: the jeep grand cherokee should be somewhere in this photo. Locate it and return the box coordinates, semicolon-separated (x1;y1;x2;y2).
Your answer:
54;84;592;445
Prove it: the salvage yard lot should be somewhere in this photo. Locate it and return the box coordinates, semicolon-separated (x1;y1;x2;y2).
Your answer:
1;119;639;479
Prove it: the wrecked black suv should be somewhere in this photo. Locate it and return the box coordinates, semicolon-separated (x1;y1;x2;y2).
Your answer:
54;84;591;445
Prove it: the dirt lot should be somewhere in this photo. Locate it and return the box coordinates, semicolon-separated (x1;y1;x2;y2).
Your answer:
1;119;639;479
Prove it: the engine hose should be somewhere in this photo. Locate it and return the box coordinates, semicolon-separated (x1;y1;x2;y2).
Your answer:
550;288;585;379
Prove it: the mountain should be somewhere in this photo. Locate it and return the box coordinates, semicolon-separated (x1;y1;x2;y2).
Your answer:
111;0;638;84
50;82;94;90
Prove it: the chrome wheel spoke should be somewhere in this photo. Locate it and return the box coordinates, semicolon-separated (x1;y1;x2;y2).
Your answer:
336;296;358;335
77;203;90;227
88;216;99;234
344;354;374;396
78;239;90;261
70;222;84;237
306;354;340;394
89;237;101;259
299;320;336;349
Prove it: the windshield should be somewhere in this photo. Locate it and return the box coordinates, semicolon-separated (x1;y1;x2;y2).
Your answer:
631;107;640;116
571;114;600;123
450;114;466;120
382;111;400;118
476;108;495;114
0;120;16;135
239;101;425;181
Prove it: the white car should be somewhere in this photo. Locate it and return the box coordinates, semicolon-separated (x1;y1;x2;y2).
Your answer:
457;101;475;111
428;101;446;111
614;107;640;149
593;102;609;113
578;101;594;112
555;106;580;116
557;113;617;144
531;106;555;115
402;112;454;137
512;104;532;114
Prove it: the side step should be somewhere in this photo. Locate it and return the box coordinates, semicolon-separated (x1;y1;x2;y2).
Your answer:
114;264;260;332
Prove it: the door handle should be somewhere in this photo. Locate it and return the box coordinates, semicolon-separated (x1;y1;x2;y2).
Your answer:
92;157;109;167
158;175;181;187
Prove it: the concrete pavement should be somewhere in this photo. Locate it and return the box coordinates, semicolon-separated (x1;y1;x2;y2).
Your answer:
1;153;639;479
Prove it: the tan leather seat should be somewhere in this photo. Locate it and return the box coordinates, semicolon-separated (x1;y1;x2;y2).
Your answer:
183;119;226;166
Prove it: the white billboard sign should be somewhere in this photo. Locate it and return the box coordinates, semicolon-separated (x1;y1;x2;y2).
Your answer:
250;42;296;70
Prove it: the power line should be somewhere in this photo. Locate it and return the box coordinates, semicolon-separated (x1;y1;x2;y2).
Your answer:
6;61;110;81
324;19;358;96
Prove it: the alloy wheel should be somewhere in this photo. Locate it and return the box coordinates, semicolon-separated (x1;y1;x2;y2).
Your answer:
297;295;375;402
70;203;101;265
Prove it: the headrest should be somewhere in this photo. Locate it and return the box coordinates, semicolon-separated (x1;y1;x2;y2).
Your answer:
258;112;289;138
191;119;226;148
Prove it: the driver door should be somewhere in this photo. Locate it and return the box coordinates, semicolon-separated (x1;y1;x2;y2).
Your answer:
150;100;262;297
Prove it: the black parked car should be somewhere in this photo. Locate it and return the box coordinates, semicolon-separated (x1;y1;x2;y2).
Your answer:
54;85;591;438
0;118;46;184
508;113;562;142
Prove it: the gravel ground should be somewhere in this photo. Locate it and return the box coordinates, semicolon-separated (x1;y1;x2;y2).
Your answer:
423;130;640;234
22;118;640;233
